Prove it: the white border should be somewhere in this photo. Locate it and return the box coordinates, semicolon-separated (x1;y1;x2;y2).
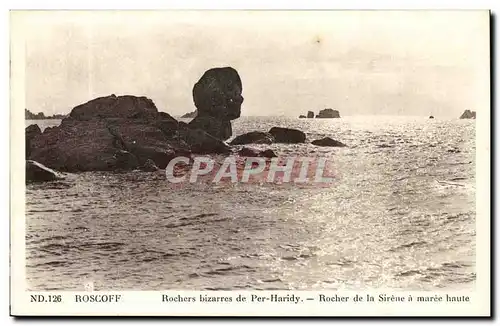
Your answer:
3;0;497;324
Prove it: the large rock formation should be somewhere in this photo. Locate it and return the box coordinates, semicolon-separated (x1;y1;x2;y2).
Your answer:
316;108;340;118
180;110;197;119
311;137;346;147
188;116;232;141
26;160;63;183
141;159;159;172
307;111;314;118
178;126;231;154
27;94;230;172
269;127;306;143
188;67;244;141
459;110;476;119
238;147;277;158
229;131;274;145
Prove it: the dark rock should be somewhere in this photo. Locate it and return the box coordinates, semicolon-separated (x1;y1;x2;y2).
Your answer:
108;122;181;169
26;160;63;183
192;67;243;119
269;127;306;143
429;116;435;119
317;108;340;118
113;150;139;170
238;147;260;157
238;147;277;158
229;131;275;145
179;127;231;155
27;85;238;171
311;137;346;147
459;110;476;119
158;112;176;121
260;149;277;158
26;124;41;157
307;111;314;118
155;119;181;138
180;110;197;119
189;67;244;140
299;115;306;118
141;159;159;172
188;116;232;141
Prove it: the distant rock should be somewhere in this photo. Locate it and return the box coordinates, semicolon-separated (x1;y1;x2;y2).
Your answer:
429;116;435;119
26;160;63;183
113;150;140;170
316;108;340;119
311;137;346;147
25;124;41;157
299;115;306;118
188;67;244;140
459;110;476;119
180;110;197;119
141;159;159;172
307;111;314;118
230;131;275;145
238;147;277;158
269;127;306;143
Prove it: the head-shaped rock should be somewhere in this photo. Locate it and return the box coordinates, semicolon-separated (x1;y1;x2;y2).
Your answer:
192;67;243;120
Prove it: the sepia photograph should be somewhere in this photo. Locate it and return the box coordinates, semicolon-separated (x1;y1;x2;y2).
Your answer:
10;9;490;316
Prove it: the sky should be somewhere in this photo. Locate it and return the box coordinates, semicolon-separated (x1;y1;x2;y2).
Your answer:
18;10;489;117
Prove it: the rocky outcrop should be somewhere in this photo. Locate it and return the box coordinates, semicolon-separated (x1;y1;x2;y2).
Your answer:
113;150;140;170
188;67;244;141
260;149;277;158
179;126;231;154
141;159;159;172
26;109;67;120
429;116;435;119
29;118;122;171
299;115;306;118
229;131;274;145
26;124;41;157
238;147;277;158
459;110;476;119
316;108;340;118
307;111;314;118
26;160;63;183
269;127;306;144
180;110;197;119
311;137;346;147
